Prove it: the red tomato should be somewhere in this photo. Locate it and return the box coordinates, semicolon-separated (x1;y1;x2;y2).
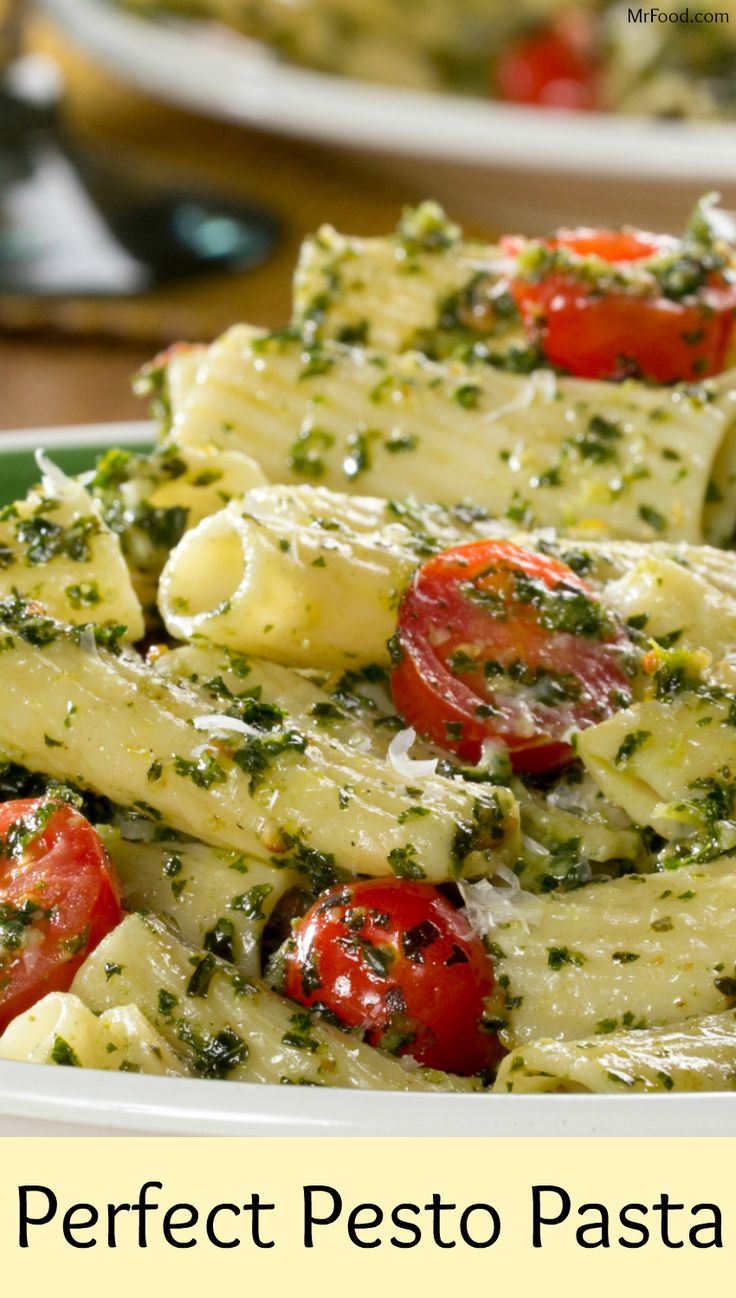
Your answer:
495;13;599;111
500;228;667;265
283;878;501;1076
0;798;123;1032
390;540;632;775
555;228;667;262
503;226;736;383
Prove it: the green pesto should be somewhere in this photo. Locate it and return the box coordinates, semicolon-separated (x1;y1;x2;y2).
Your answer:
547;946;587;970
50;1035;81;1067
0;898;52;953
173;752;227;790
614;730;652;766
387;843;426;880
288;426;335;479
203;917;236;964
231;883;273;921
16;512;100;567
281;1009;322;1054
65;580;102;609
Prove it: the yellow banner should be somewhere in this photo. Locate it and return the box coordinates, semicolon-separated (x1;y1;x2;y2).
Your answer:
0;1138;732;1294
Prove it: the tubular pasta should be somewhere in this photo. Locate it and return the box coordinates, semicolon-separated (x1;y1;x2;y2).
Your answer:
165;325;736;545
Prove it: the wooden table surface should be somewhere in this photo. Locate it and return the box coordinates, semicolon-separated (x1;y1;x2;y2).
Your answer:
0;23;430;431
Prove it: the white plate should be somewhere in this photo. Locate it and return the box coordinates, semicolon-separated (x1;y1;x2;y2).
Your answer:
1;421;736;1136
4;1054;736;1136
41;0;736;182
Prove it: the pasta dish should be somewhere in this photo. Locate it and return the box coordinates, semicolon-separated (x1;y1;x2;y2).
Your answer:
122;0;736;121
2;197;736;1094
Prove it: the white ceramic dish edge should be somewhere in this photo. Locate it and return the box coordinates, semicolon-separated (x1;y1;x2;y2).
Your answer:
1;422;735;1135
41;0;736;181
3;1054;736;1136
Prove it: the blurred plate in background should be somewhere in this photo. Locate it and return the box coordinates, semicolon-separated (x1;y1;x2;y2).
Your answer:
38;0;736;234
39;0;736;178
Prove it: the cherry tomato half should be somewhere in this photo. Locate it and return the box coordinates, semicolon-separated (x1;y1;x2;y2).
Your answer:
502;226;736;383
499;228;667;266
495;13;600;111
283;878;501;1076
390;540;632;775
0;798;123;1032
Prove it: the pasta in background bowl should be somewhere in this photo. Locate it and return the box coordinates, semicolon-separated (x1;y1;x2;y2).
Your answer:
42;0;736;234
109;0;736;121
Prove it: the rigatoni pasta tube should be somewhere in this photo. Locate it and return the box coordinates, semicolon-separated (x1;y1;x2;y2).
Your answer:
0;992;186;1076
294;218;505;354
0;469;143;640
599;555;736;658
494;1010;736;1094
149;640;520;880
158;498;413;666
166;324;736;544
0;598;519;883
160;481;736;669
157;482;512;665
154;642;395;760
101;829;303;978
89;443;267;620
471;856;736;1046
143;446;268;523
73;913;479;1091
524;534;736;605
576;689;736;838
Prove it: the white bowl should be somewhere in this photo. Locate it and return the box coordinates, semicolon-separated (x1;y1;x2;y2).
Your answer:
1;423;735;1135
3;1058;736;1135
41;0;736;229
